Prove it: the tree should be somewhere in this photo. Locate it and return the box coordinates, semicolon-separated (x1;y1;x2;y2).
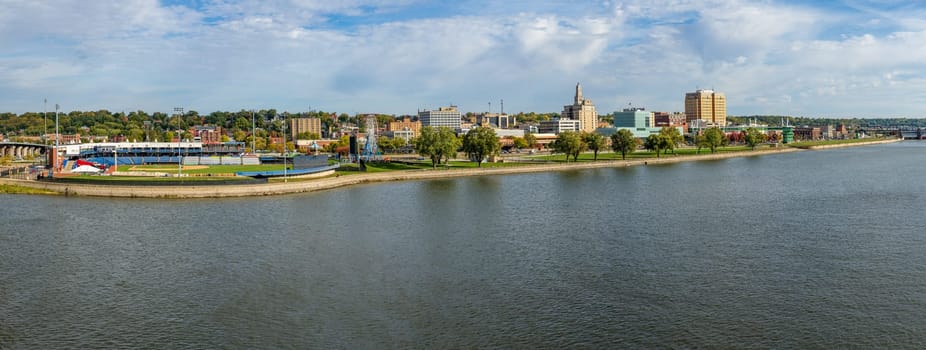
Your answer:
234;116;250;131
553;131;586;162
744;127;767;150
297;132;320;140
524;132;537;149
644;134;664;158
462;127;501;167
658;127;683;155
391;136;408;150
693;132;703;154
610;129;638;160
699;127;726;153
414;126;461;168
582;132;607;161
233;130;247;142
512;137;528;149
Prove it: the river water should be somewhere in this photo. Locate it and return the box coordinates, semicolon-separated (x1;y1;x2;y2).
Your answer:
3;142;926;348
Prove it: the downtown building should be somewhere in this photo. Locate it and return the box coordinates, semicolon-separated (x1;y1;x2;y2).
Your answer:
290;117;322;140
538;119;581;134
685;89;727;126
562;82;598;132
418;106;462;130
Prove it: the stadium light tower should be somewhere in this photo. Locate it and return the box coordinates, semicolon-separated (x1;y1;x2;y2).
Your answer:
251;109;256;154
50;103;59;179
174;107;183;178
43;98;47;145
281;114;287;182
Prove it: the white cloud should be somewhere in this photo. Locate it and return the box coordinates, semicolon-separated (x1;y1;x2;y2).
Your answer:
2;0;926;117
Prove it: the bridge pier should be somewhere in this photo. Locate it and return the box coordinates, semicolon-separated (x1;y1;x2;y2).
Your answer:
0;143;48;161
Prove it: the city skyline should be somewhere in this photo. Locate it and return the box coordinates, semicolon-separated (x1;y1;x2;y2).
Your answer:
3;1;926;117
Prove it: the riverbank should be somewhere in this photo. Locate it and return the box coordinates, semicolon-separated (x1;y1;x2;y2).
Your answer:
0;138;903;198
801;137;901;150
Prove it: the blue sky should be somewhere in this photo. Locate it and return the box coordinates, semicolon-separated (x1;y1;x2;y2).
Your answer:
2;0;926;117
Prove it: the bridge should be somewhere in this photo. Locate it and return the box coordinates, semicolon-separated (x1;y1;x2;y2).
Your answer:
0;142;48;160
857;125;926;140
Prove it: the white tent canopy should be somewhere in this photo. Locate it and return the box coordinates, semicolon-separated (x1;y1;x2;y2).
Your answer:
72;165;102;173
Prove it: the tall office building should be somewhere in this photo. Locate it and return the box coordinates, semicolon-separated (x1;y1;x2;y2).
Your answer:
291;117;322;140
418;106;462;130
685;90;726;126
562;82;598;132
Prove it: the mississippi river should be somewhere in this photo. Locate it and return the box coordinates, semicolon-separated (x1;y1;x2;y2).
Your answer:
3;142;926;348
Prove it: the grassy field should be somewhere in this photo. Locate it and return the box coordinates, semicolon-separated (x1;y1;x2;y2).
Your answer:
335;159;532;174
56;174;244;182
530;145;756;162
126;164;288;174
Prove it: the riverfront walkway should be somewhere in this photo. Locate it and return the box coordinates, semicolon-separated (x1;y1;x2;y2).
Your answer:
0;138;901;198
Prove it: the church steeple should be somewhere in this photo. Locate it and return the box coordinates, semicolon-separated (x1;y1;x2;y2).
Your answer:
575;82;583;104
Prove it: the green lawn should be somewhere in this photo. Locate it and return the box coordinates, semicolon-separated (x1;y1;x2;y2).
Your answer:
56;174;243;182
530;145;756;162
126;164;288;174
333;159;532;174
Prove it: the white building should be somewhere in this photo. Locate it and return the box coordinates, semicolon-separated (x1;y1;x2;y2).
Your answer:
538;119;580;134
418;106;462;130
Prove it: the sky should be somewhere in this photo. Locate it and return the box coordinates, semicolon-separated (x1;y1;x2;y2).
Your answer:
2;0;926;117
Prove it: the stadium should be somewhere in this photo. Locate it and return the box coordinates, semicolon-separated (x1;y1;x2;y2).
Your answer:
54;141;338;178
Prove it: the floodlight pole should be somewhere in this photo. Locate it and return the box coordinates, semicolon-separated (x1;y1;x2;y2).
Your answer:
43;98;47;145
282;114;287;182
174;107;183;178
51;104;59;179
251;110;256;154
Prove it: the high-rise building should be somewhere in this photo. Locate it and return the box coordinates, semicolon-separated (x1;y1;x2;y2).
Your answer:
562;82;598;132
291;117;322;140
685;90;726;126
419;106;462;130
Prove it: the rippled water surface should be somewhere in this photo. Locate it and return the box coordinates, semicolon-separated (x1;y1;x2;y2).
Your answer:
3;142;926;348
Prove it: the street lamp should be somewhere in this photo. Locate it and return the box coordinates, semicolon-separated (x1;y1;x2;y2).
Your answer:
174;107;183;178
